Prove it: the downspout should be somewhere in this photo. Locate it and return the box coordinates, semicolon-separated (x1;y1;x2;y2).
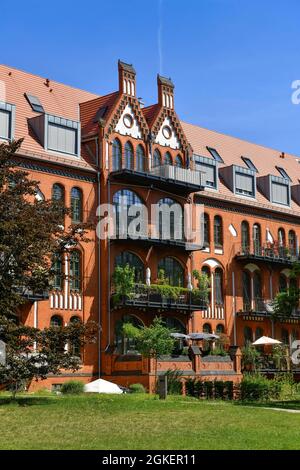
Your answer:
33;301;38;351
94;136;101;378
232;271;237;345
106;175;111;352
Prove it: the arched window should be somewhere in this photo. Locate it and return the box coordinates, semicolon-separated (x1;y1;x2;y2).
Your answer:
136;145;145;172
115;251;144;283
214;268;224;305
52;253;63;290
279;274;288;292
158;257;184;287
253;271;262;302
216;324;225;334
69;316;82;357
50;315;63;328
253;223;261;255
164;152;172;166
203;323;212;333
203;213;210;246
255;327;264;340
202;266;211;303
71;187;83;222
289;230;296;256
278;228;286;247
175;155;183;168
153;149;161;168
113;189;144;237
214;215;223;248
112;138;122;171
124;141;134;170
241;221;250;252
52;183;64;203
281;328;289;345
70;251;81;291
158;197;183;241
242;271;251;311
244;326;253;345
115;315;143;355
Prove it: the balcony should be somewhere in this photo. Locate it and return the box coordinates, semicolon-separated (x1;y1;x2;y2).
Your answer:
111;234;203;251
239;298;274;317
110;162;205;195
235;243;298;266
238;298;300;322
112;284;207;312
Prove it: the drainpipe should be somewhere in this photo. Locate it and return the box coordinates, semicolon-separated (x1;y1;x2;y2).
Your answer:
33;301;38;351
232;271;237;345
106;175;111;352
97;170;101;377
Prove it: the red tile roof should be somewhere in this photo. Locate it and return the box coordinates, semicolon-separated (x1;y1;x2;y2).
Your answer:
0;64;99;172
80;92;120;137
181;121;300;216
142;104;160;127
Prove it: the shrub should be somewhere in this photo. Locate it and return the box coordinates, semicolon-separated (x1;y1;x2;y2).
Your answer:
61;380;84;395
240;374;281;401
129;383;146;394
165;369;182;395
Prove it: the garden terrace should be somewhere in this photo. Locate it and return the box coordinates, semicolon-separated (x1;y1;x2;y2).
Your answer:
112;284;208;311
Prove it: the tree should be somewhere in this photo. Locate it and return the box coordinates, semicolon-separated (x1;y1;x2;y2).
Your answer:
123;317;175;391
112;265;135;304
0;139;92;318
272;262;300;319
0;315;98;398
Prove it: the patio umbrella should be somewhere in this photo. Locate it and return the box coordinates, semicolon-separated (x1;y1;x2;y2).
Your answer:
170;333;189;340
188;333;220;341
252;336;282;346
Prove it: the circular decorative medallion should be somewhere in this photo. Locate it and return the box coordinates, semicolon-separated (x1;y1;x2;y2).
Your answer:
162;125;172;139
123;114;134;129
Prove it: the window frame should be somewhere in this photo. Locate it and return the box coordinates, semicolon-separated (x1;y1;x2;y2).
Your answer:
0;102;15;141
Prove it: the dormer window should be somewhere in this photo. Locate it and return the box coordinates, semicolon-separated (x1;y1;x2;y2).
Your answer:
29;113;81;157
194;155;217;189
234;166;256;197
0;102;15;141
257;174;290;207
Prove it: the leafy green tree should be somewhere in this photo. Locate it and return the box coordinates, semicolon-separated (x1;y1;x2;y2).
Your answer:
112;265;135;302
123;317;175;389
272;262;300;319
0;315;98;398
0;139;91;318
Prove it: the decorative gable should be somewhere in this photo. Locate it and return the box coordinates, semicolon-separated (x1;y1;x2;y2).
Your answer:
155;116;180;149
114;103;142;139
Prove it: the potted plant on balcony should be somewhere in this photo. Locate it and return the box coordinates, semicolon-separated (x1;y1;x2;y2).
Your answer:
112;265;135;306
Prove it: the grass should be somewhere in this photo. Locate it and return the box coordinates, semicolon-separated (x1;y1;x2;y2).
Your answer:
0;393;300;450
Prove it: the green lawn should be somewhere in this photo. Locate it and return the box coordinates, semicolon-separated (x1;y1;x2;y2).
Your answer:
0;393;300;450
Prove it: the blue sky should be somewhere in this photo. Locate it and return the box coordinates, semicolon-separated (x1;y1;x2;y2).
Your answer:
2;0;300;155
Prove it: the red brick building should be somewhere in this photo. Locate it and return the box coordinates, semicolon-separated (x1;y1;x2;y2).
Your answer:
1;61;299;390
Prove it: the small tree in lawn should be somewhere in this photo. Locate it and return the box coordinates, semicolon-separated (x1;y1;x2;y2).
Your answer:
0;315;98;398
123;317;175;392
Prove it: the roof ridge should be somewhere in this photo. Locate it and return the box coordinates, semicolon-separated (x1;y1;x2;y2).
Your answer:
181;120;300;160
0;63;99;97
79;90;119;105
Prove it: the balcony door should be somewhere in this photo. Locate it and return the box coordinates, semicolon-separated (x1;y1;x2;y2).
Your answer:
253;224;261;255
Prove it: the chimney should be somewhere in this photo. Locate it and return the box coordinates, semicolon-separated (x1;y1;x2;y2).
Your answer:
157;74;174;109
118;60;136;97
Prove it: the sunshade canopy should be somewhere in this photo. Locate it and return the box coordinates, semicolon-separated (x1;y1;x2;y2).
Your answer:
252;336;282;346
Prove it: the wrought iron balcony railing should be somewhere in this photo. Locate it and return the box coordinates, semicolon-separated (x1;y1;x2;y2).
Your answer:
236;243;298;265
112;284;207;311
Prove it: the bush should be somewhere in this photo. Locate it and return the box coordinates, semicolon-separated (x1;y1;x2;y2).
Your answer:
129;383;146;394
240;374;281;401
165;369;182;395
61;380;84;395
